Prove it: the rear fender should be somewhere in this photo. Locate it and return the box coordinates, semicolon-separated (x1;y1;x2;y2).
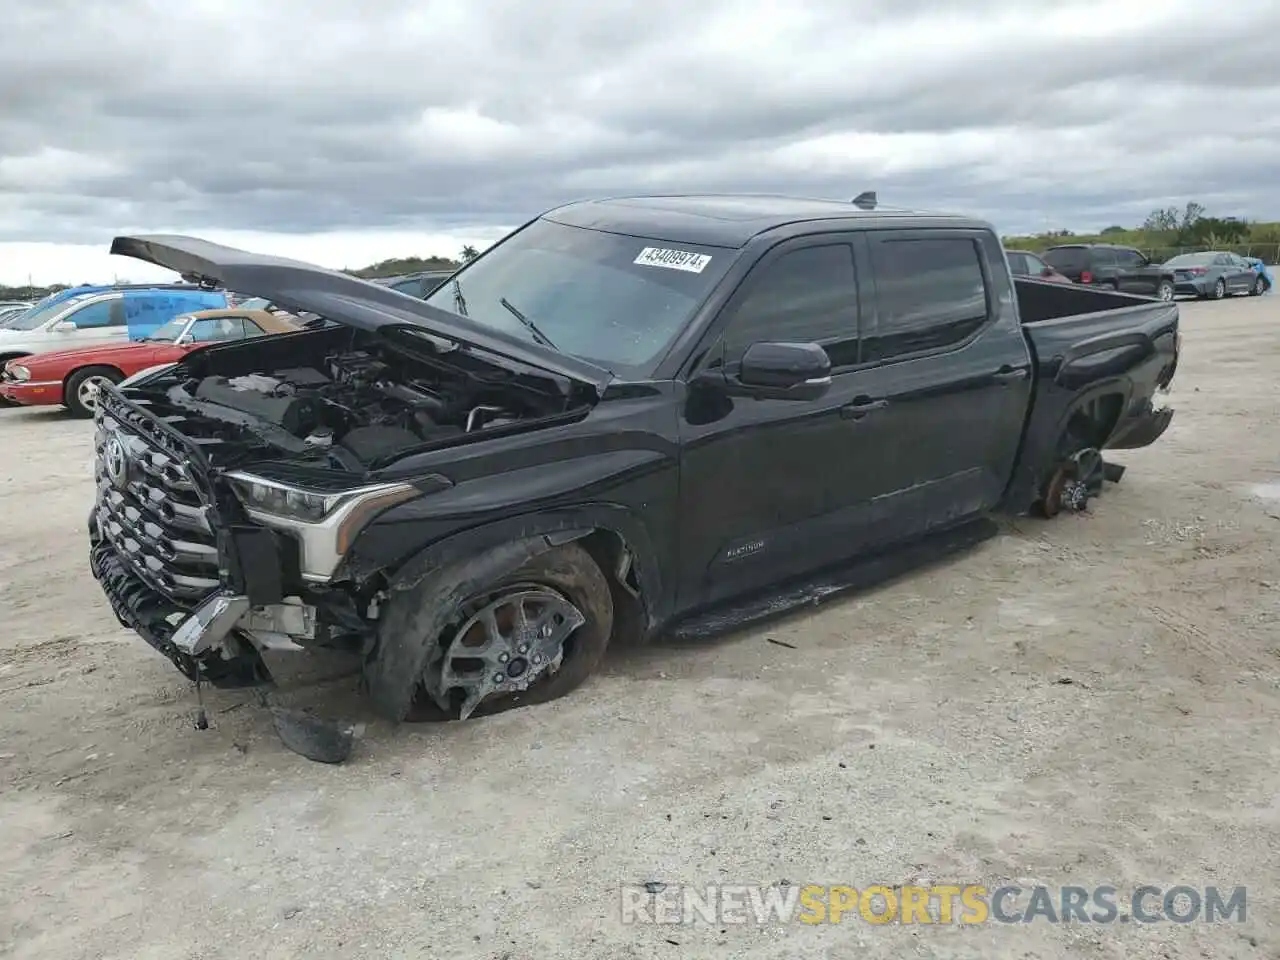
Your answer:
1001;379;1131;514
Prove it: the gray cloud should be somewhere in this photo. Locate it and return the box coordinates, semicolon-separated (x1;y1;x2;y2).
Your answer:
1;0;1278;252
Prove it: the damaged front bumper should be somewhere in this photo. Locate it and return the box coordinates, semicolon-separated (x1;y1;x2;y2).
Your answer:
89;535;317;689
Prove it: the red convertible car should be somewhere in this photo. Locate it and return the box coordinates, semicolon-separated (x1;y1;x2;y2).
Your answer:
0;308;300;417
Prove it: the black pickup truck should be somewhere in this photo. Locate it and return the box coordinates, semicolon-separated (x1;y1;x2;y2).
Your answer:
90;195;1178;723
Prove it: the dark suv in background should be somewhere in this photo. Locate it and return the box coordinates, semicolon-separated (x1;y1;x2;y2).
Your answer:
1043;243;1175;301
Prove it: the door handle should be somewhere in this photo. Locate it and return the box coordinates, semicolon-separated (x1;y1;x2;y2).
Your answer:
994;366;1028;383
840;397;887;420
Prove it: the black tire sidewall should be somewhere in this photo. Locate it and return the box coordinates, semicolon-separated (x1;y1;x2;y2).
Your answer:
411;542;614;720
1213;279;1226;299
65;366;121;418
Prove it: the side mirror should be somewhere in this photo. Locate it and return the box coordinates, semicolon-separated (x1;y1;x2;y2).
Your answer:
1041;266;1054;277
174;333;194;345
735;341;832;400
53;320;77;332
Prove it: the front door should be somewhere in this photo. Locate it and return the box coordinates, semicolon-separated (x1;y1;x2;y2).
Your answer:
676;238;884;609
57;295;128;347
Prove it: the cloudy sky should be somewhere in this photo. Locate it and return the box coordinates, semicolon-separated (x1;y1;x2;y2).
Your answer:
2;0;1278;285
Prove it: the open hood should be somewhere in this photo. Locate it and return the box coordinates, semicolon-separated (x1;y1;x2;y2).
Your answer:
110;235;614;393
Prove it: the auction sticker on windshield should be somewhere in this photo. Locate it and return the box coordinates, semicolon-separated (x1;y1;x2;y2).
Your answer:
634;247;713;273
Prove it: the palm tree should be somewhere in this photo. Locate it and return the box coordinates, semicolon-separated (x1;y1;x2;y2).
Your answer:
460;244;479;262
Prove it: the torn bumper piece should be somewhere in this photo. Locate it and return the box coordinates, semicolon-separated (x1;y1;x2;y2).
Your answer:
170;593;252;656
1106;384;1175;451
89;538;270;689
1106;401;1174;450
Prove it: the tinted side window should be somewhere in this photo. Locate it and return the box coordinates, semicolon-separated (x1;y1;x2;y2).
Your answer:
865;237;988;364
1092;247;1118;267
722;244;859;367
1006;253;1029;275
68;300;117;329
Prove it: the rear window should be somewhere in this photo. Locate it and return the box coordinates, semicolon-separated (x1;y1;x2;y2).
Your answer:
1043;247;1088;273
1165;253;1214;267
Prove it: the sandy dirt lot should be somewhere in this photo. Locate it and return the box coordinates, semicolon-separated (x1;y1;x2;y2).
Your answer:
1;296;1277;960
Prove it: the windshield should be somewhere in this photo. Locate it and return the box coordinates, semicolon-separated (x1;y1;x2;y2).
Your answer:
4;293;96;331
1165;253;1215;267
145;315;193;341
423;218;736;374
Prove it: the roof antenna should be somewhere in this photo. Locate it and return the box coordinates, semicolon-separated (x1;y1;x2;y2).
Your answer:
851;191;877;210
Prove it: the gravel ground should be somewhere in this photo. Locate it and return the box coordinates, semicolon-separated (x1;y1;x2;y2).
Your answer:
1;296;1277;960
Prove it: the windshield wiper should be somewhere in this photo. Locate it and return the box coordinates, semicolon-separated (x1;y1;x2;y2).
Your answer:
451;278;468;317
499;297;557;351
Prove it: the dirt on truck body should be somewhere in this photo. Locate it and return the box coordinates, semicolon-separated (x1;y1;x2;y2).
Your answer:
89;195;1178;732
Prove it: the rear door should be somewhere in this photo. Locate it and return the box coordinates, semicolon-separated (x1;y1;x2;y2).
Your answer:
852;228;1033;541
1090;247;1119;287
1224;253;1254;292
1113;248;1158;295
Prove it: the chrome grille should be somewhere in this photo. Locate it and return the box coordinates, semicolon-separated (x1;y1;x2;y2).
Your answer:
93;393;221;604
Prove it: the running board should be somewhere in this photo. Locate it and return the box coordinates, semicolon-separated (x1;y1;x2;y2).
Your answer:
667;517;999;642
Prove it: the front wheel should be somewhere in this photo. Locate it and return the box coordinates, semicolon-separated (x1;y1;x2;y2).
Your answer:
410;542;614;721
64;366;122;418
1250;275;1268;296
1155;279;1174;302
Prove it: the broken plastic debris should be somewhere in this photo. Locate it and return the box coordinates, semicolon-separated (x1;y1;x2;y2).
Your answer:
270;706;355;764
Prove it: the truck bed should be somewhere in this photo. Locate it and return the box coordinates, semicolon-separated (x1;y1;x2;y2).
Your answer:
1003;278;1179;512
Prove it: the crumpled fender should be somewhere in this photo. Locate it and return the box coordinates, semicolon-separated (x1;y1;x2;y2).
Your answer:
362;504;664;722
364;533;566;722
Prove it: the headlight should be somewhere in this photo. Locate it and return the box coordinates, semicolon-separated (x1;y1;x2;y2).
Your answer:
226;472;422;581
7;365;30;381
228;475;337;523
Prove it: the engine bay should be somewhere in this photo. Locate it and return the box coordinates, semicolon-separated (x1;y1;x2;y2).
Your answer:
146;344;573;470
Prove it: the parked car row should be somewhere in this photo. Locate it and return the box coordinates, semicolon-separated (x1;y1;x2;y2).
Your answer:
0;308;304;416
0;264;449;418
1009;242;1271;302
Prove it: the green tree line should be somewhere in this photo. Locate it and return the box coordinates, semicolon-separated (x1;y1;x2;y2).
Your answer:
1004;201;1280;264
4;205;1275;302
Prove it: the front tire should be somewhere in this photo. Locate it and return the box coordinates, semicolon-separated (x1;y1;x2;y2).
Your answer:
1250;275;1268;296
407;542;614;721
64;366;122;418
1155;279;1174;301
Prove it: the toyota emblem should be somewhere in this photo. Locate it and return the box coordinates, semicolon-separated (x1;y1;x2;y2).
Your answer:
104;434;129;490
